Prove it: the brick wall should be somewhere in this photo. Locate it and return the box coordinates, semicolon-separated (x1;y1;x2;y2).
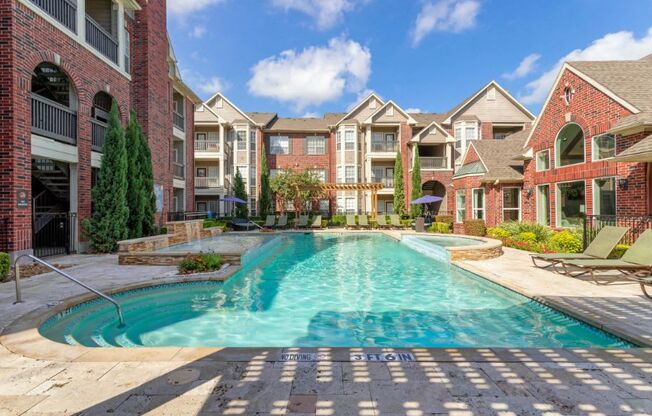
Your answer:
399;123;412;212
184;97;195;210
480;121;493;140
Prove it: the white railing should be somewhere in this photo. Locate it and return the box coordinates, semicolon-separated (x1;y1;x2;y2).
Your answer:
371;141;398;152
194;177;221;188
421;157;448;169
195;140;220;152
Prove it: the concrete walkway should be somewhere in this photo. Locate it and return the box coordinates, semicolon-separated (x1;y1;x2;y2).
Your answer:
0;244;650;415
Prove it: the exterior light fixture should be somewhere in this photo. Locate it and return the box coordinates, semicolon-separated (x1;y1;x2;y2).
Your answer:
618;178;629;191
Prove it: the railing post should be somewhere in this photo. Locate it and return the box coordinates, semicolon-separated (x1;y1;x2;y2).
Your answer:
583;215;589;250
14;262;23;304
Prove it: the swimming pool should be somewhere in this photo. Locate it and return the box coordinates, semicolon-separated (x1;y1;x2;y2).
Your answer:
40;233;632;348
415;235;483;247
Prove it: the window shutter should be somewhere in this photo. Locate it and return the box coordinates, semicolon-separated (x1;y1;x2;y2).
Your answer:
303;136;308;155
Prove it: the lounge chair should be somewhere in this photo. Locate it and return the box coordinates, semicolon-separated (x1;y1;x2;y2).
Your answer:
559;230;652;294
346;215;357;229
358;215;370;229
297;215;309;228
263;215;276;228
275;215;288;229
531;226;629;269
311;215;323;229
390;214;403;229
377;215;391;228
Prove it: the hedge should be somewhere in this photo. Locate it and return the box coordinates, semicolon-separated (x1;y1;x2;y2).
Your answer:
0;252;9;281
429;222;452;234
463;219;486;236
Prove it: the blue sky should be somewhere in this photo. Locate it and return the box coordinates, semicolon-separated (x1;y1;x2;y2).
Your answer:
168;0;652;117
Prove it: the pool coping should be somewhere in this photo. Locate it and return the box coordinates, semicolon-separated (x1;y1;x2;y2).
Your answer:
1;231;650;363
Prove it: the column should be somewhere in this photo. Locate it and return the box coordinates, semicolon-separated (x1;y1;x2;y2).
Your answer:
117;2;125;70
77;0;86;40
69;163;79;252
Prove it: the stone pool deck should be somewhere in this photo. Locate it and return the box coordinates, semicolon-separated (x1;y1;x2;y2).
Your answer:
0;242;650;415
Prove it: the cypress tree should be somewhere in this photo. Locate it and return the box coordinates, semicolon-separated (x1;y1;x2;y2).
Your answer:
138;122;157;236
410;145;424;218
125;111;145;238
84;102;129;252
259;143;272;217
393;155;406;217
233;168;249;218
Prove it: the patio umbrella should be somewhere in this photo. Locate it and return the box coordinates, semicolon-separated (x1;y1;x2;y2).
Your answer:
410;195;443;204
223;196;247;204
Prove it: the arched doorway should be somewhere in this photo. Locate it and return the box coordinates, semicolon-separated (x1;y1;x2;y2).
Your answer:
422;180;447;215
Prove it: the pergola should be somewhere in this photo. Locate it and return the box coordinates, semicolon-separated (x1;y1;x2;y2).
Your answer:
294;182;384;219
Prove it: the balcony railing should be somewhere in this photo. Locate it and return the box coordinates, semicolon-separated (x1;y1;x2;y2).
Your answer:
173;111;185;131
421;157;448;169
29;0;77;33
91;119;107;152
85;15;118;64
371;141;398;152
31;94;77;145
195;177;221;188
372;177;394;188
195;140;220;152
173;162;185;179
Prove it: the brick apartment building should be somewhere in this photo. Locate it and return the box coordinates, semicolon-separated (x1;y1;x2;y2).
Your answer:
451;54;652;231
0;0;200;258
193;81;535;217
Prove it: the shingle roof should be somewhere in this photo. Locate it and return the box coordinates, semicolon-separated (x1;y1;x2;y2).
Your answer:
409;112;447;127
266;117;330;132
323;113;347;126
613;134;652;162
568;55;652;112
608;111;652;133
455;129;530;182
247;112;277;126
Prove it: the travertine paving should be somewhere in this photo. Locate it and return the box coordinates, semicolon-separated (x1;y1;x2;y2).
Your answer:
0;238;651;415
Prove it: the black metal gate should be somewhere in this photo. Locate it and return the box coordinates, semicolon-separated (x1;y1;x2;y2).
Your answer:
32;212;77;257
583;214;652;249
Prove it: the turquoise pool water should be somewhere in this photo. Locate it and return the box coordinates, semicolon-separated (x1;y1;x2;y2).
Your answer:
40;233;632;348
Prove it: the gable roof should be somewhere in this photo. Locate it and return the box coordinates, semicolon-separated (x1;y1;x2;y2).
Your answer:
247;112;277;127
613;134;652;162
607;111;652;134
203;92;257;125
265;117;330;132
364;100;417;124
443;80;535;124
411;120;453;143
336;93;385;125
409;112;447;127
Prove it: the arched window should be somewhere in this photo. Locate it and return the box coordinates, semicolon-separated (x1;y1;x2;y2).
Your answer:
555;123;585;167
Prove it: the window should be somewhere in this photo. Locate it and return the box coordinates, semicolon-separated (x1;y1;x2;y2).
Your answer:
564;87;573;105
270;136;290;154
557;181;586;227
594;177;616;216
503;187;521;221
345;165;355;183
337;197;344;213
196;202;207;212
306;136;326;155
236;130;247;150
456;190;466;223
196;167;207;177
250;198;257;216
345;198;355;213
308;169;327;183
196;132;207;142
250;166;256;186
592;134;615;161
556;123;585;167
536;150;550;171
454;126;463;150
344;130;355;150
319;199;330;214
249;130;256;151
465;126;477;142
472;188;485;219
336;131;342;150
536;185;551;226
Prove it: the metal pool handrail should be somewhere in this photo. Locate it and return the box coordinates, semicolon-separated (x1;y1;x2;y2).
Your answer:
13;254;125;327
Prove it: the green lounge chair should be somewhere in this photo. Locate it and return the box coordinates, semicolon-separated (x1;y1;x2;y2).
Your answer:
559;229;652;294
358;215;370;229
263;215;276;228
297;215;309;228
531;226;629;269
390;214;403;229
275;215;288;229
377;215;391;228
311;215;323;229
346;214;357;229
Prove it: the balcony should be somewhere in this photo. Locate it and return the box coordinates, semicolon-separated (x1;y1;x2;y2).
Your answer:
421;157;448;170
371;141;398;153
372;177;394;189
29;0;77;33
195;140;220;152
195;177;221;188
85;15;118;64
91;119;107;152
173;162;185;179
31;94;77;145
173;111;185;131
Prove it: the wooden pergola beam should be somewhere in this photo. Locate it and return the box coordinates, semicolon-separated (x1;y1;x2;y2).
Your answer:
294;182;383;219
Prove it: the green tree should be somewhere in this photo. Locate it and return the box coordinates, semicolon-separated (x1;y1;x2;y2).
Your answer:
410;145;424;218
233;168;249;218
137;122;156;236
125;112;145;238
393;155;406;217
259;143;272;217
270;169;321;215
83;102;129;252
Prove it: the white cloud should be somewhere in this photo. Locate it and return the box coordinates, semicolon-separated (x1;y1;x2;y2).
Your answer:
189;26;207;39
520;28;652;105
404;107;423;113
248;37;371;111
168;0;225;15
181;68;229;97
346;88;381;111
411;0;480;45
502;53;541;80
270;0;366;30
302;112;320;118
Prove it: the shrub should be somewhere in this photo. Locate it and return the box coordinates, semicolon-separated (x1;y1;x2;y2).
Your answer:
503;239;549;253
609;244;630;259
178;253;223;275
487;227;510;240
429;222;452;234
548;230;583;253
496;221;552;242
401;219;412;228
516;232;537;242
463;219;486;236
329;215;346;226
435;215;454;225
0;252;9;281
